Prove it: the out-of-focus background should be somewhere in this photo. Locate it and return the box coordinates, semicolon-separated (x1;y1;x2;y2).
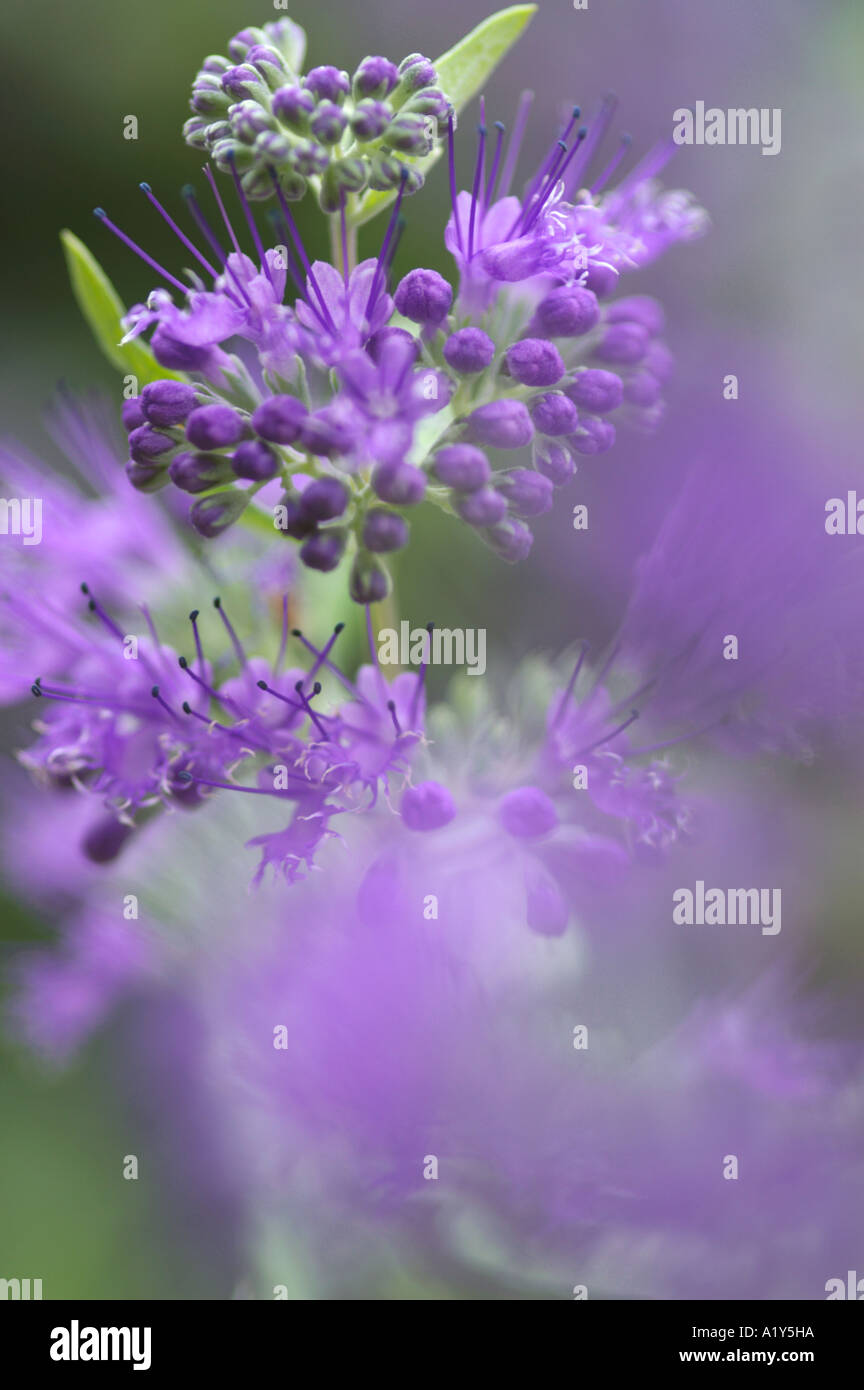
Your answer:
1;0;862;1297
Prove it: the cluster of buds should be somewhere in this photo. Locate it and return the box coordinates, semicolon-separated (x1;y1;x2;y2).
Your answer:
182;21;452;209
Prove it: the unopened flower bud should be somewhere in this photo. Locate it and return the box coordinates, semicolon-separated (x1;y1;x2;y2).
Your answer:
362;507;409;553
350;551;390;605
186;404;247;450
232;440;279;481
303;65;350;104
352;56;399;101
495;468;554;518
140;380;198;428
401;780;456;831
300;527;348;572
252;395;307;444
394;268;452;326
443;327;495;374
169;451;233;494
190;488;249;537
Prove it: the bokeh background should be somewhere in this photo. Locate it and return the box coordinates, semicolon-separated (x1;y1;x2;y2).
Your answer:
1;0;863;1297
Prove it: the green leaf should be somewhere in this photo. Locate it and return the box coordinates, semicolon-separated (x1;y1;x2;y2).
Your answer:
60;229;181;385
350;4;537;228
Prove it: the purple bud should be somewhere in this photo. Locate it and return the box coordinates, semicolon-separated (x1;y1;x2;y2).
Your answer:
584;261;620;298
484;516;534;563
456;486;508;527
393;268;453;326
128;425;176;461
169;451;233;493
299;477;349;521
533;285;599;338
593;321;650;366
151;330;213;372
498;786;558;839
431;444;490;492
465;399;534;450
366;326;420;364
362;507;409;553
349;552;390;605
350;99;391;141
371;462;427;505
534;442;577;486
644;340;675;382
121;397;145;432
310;100;348;144
186;404;246;450
623;370;663;408
396;54;437;94
275;495;315;539
525;866;568;936
190;489;249;537
529;391;579;437
496;468;554;518
140;379;199;428
300;528;348;572
443;327;495;375
252;394;308;444
303;65;350;103
299;411;353;458
232;439;279;481
569;417;617;455
565;369;624;415
386;112;434;155
352;56;400;100
82;815;135;864
272;85;315;127
605;295;666;337
401;780;456;831
125;458;170;492
222;64;267;101
504;338;565;387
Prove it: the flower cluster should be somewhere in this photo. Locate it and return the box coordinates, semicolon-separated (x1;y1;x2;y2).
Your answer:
183;19;450;208
91;16;705;601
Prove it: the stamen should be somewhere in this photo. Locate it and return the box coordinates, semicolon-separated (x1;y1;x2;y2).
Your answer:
590;132;632;194
293;679;329;739
576;708;639;757
174;770;297;798
212;596;247;668
447;113;463;252
339;192;349;288
188;609;205;673
228;155;274;287
178;655;247;717
467;121;487;261
386;699;402;737
182;701;273;752
519;139;568;233
563;92;617;197
269;171;337;332
499;89;534;198
551;640;590;729
289;627;366;701
139;182;219;280
364;170;408;323
185;183;251;306
255;678;306;717
92;208;189;296
80;583;125;642
150;685;181;722
407;620;433;729
274;595;290;675
484;121;506;205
